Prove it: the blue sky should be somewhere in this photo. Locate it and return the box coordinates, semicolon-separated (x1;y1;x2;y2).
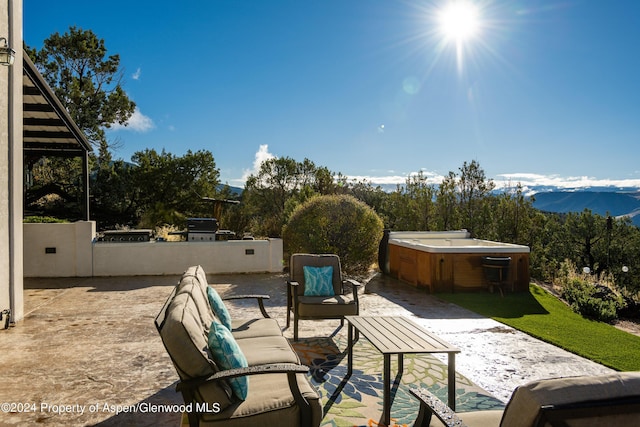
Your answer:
24;1;640;190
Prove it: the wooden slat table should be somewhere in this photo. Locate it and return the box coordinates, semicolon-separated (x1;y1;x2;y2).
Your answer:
345;315;460;426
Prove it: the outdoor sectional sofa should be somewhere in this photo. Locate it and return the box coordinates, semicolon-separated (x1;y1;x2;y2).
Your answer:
155;265;322;427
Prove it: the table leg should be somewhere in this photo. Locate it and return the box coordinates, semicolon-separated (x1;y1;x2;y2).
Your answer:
398;353;403;375
448;353;456;411
347;323;353;377
383;354;391;426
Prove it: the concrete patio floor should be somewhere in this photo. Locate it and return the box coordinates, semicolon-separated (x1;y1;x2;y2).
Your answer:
0;272;614;426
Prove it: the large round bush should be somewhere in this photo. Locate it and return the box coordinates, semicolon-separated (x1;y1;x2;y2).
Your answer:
283;194;384;277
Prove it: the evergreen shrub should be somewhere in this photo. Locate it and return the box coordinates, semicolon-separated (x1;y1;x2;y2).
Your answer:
562;278;622;323
557;260;626;323
23;216;66;223
282;194;384;277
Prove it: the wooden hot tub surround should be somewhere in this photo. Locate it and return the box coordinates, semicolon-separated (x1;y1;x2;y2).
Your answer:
386;231;530;293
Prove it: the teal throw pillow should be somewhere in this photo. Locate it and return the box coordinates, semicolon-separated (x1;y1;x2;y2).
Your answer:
207;321;249;400
303;265;335;296
207;286;232;330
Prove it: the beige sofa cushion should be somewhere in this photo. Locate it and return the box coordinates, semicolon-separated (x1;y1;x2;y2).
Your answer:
231;318;283;339
500;372;640;426
178;265;233;333
180;265;211;302
456;410;504;426
297;294;357;317
182;264;210;289
237;335;301;366
181;265;283;338
200;373;322;427
424;410;504;426
160;292;214;379
176;274;217;332
157;291;233;408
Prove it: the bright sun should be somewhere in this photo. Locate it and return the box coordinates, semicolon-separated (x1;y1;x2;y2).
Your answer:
438;1;480;42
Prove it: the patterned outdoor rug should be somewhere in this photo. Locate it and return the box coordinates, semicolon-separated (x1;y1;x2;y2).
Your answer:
291;333;504;427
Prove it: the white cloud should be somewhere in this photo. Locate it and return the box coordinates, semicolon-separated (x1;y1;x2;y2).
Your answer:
132;68;142;80
344;170;445;187
346;174;406;185
111;107;155;132
241;144;276;182
494;173;640;191
254;144;276;169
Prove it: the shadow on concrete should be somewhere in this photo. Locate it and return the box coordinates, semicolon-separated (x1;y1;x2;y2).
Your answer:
91;385;183;427
362;273;486;320
24;275;180;291
364;272;548;320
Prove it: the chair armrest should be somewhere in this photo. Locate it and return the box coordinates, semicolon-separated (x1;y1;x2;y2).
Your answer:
344;278;361;288
223;294;270;300
288;281;301;306
410;387;467;427
214;362;309;380
223;294;271;318
343;279;361;304
177;363;309;392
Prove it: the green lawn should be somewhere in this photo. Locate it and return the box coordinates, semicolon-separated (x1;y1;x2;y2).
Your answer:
437;284;640;371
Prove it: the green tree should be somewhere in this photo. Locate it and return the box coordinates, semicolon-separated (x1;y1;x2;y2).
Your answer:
457;160;495;237
606;217;640;292
404;171;436;230
383;172;435;231
243;157;336;237
28;26;136;150
340;176;388;219
434;171;459;231
491;183;536;244
90;156;139;229
564;209;606;274
131;149;220;228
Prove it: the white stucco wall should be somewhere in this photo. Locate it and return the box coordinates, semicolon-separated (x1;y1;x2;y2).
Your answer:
24;221;96;277
92;238;283;276
24;222;284;277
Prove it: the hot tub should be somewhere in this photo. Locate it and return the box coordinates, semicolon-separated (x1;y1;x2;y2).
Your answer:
385;231;530;293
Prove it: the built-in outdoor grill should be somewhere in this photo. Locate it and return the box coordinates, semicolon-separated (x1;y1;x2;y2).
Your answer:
165;217;236;241
184;199;240;241
101;229;153;242
187;218;219;241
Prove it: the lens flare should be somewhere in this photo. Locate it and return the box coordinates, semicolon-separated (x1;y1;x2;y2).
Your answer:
438;1;480;42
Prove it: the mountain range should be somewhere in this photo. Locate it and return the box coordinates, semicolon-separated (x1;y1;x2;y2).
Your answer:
530;189;640;227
